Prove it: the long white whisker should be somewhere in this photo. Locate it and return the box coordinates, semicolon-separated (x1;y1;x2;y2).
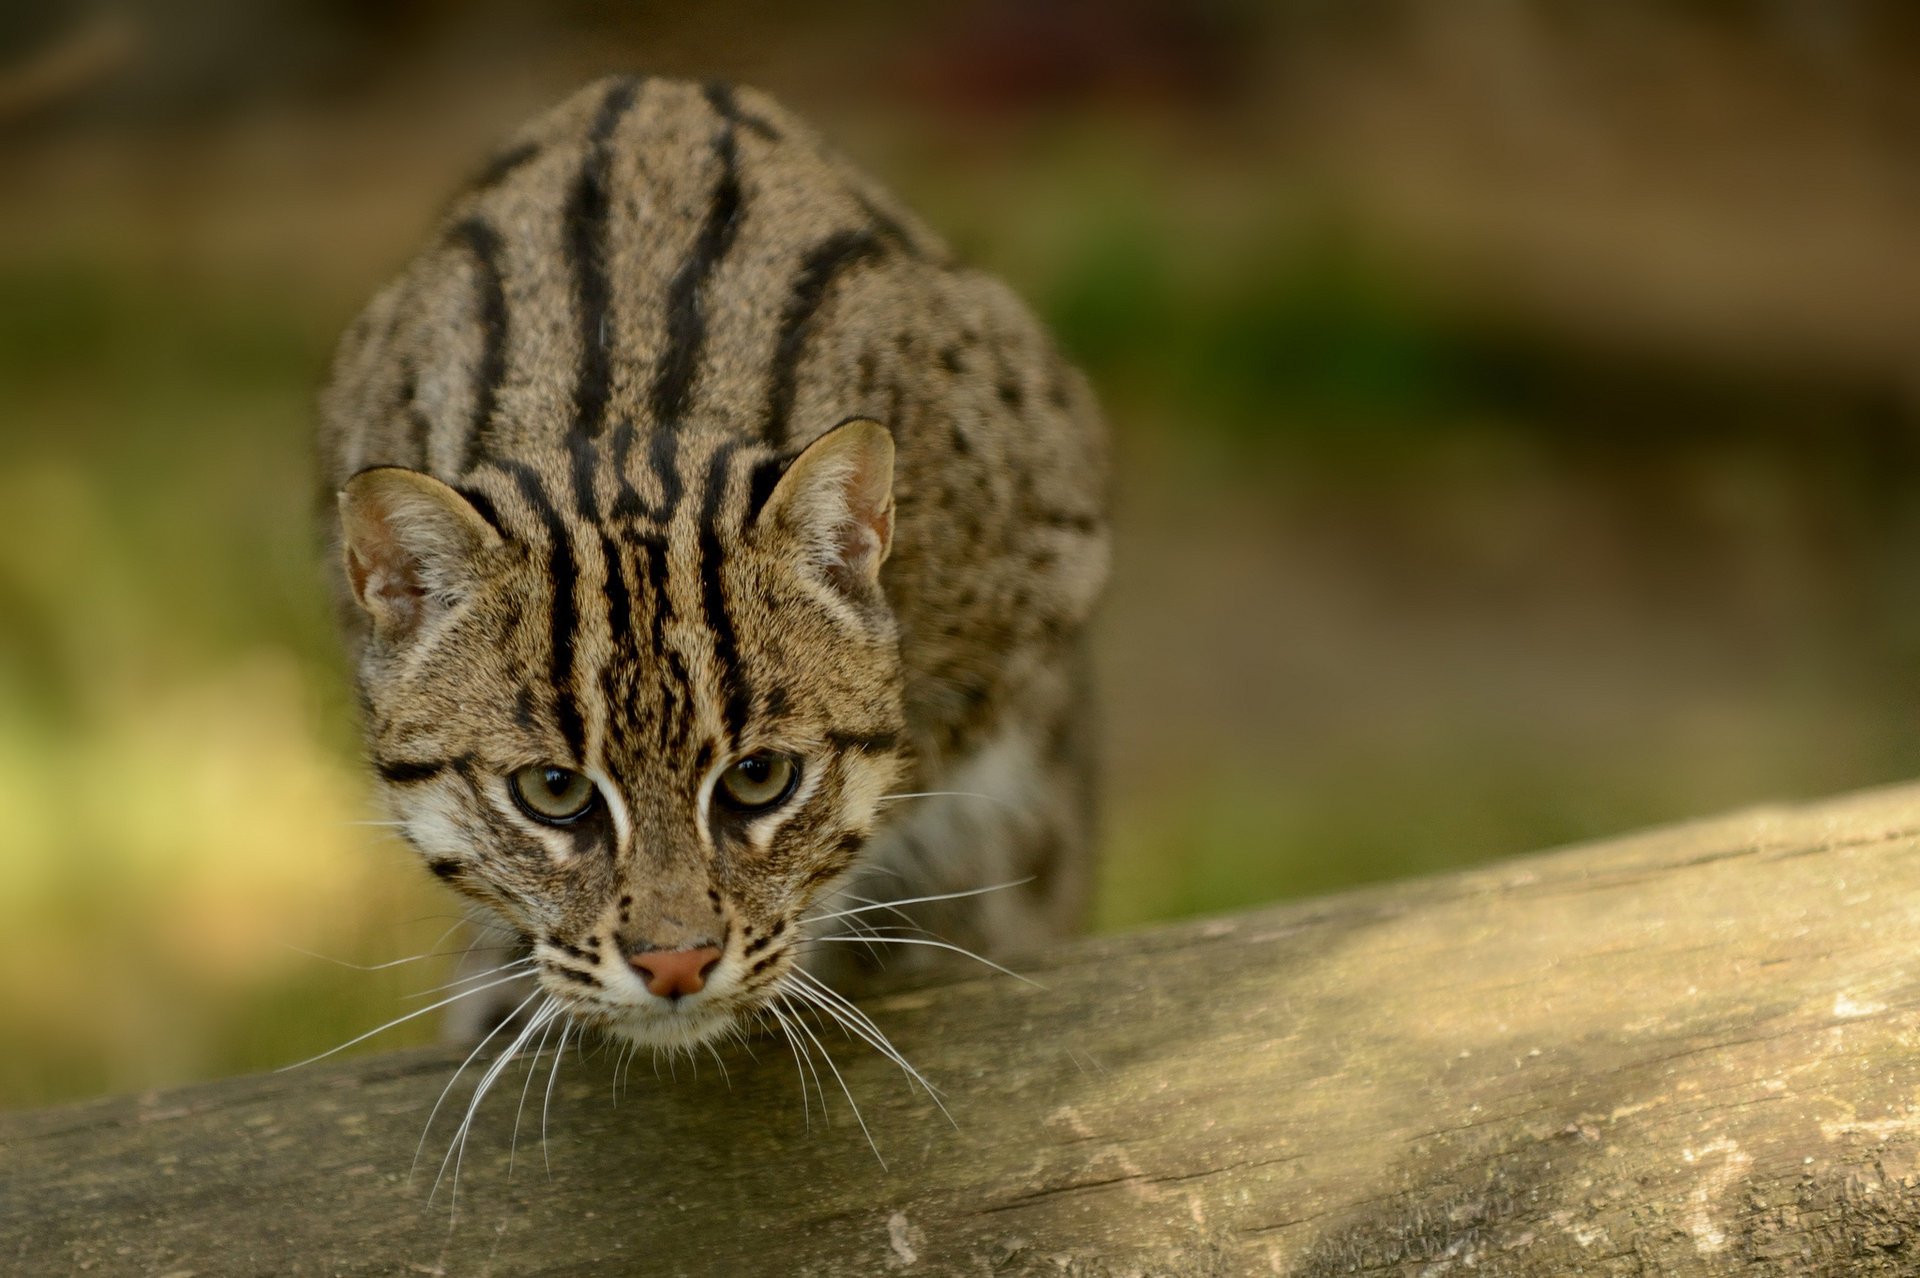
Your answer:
778;990;884;1167
404;956;536;1001
787;970;916;1072
435;997;559;1210
280;908;492;970
779;1001;830;1123
541;1020;572;1176
725;1020;759;1064
803;935;1043;986
508;1011;561;1177
787;970;953;1125
764;1003;817;1130
804;878;1034;924
704;1042;731;1090
281;943;440;972
817;909;892;963
612;1039;636;1103
874;790;1008;807
279;969;535;1071
410;986;545;1186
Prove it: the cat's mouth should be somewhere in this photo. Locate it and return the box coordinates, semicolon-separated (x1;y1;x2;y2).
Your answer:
538;957;775;1052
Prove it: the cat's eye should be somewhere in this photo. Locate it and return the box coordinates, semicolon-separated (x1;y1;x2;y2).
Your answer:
510;765;598;825
716;752;799;812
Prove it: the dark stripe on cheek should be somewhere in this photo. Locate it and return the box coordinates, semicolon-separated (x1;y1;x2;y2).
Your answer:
802;834;865;887
762;230;883;444
649;83;747;427
550;964;602;988
546;934;596;964
428;859;462;879
447;217;508;476
377;757;452;784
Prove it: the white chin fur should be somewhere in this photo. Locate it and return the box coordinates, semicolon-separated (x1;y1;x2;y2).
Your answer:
606;1002;740;1051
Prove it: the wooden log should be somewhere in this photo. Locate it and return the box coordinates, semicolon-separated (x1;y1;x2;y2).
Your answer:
7;783;1920;1275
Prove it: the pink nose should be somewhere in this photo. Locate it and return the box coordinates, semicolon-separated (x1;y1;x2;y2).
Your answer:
628;945;723;999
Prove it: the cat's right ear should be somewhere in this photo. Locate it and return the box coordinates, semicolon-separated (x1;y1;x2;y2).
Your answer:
338;468;503;641
757;418;895;597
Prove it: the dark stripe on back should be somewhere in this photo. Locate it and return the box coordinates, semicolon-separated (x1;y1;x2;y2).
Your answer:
497;461;586;759
698;442;748;739
736;110;781;141
448;218;509;474
762;230;883;444
393;361;430;466
648;84;746;426
468;140;541;193
849;189;920;259
565;77;643;442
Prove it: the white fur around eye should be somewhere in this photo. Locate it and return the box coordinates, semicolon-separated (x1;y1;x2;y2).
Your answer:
397;785;473;863
585;764;631;852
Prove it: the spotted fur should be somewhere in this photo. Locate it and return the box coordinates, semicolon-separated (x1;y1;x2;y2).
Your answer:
318;76;1108;1051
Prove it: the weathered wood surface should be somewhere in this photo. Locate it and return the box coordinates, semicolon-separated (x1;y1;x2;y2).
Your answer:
8;784;1920;1276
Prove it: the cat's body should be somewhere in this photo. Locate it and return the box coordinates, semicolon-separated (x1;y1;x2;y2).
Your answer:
319;77;1107;1052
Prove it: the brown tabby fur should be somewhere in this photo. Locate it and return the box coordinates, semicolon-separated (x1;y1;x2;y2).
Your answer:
317;76;1108;1052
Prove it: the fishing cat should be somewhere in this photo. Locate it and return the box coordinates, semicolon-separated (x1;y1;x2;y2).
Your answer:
318;76;1108;1057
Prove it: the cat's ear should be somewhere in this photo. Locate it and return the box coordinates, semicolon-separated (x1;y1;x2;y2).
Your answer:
338;467;503;640
758;418;895;594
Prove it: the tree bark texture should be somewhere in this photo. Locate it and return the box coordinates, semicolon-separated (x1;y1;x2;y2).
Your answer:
6;783;1920;1275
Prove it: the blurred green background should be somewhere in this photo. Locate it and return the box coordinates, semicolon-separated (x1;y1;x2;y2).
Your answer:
7;0;1920;1108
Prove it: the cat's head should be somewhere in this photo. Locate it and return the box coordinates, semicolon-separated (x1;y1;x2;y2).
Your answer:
336;420;909;1049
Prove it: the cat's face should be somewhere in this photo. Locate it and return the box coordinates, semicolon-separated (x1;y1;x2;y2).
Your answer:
339;422;908;1048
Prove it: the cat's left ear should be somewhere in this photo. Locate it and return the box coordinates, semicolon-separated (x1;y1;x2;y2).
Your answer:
338;467;504;641
757;418;895;595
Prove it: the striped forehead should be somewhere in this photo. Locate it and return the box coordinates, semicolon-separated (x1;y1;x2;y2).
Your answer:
362;74;936;768
464;438;771;776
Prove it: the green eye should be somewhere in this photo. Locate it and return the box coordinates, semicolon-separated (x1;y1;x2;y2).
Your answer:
510;765;598;825
717;752;799;812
